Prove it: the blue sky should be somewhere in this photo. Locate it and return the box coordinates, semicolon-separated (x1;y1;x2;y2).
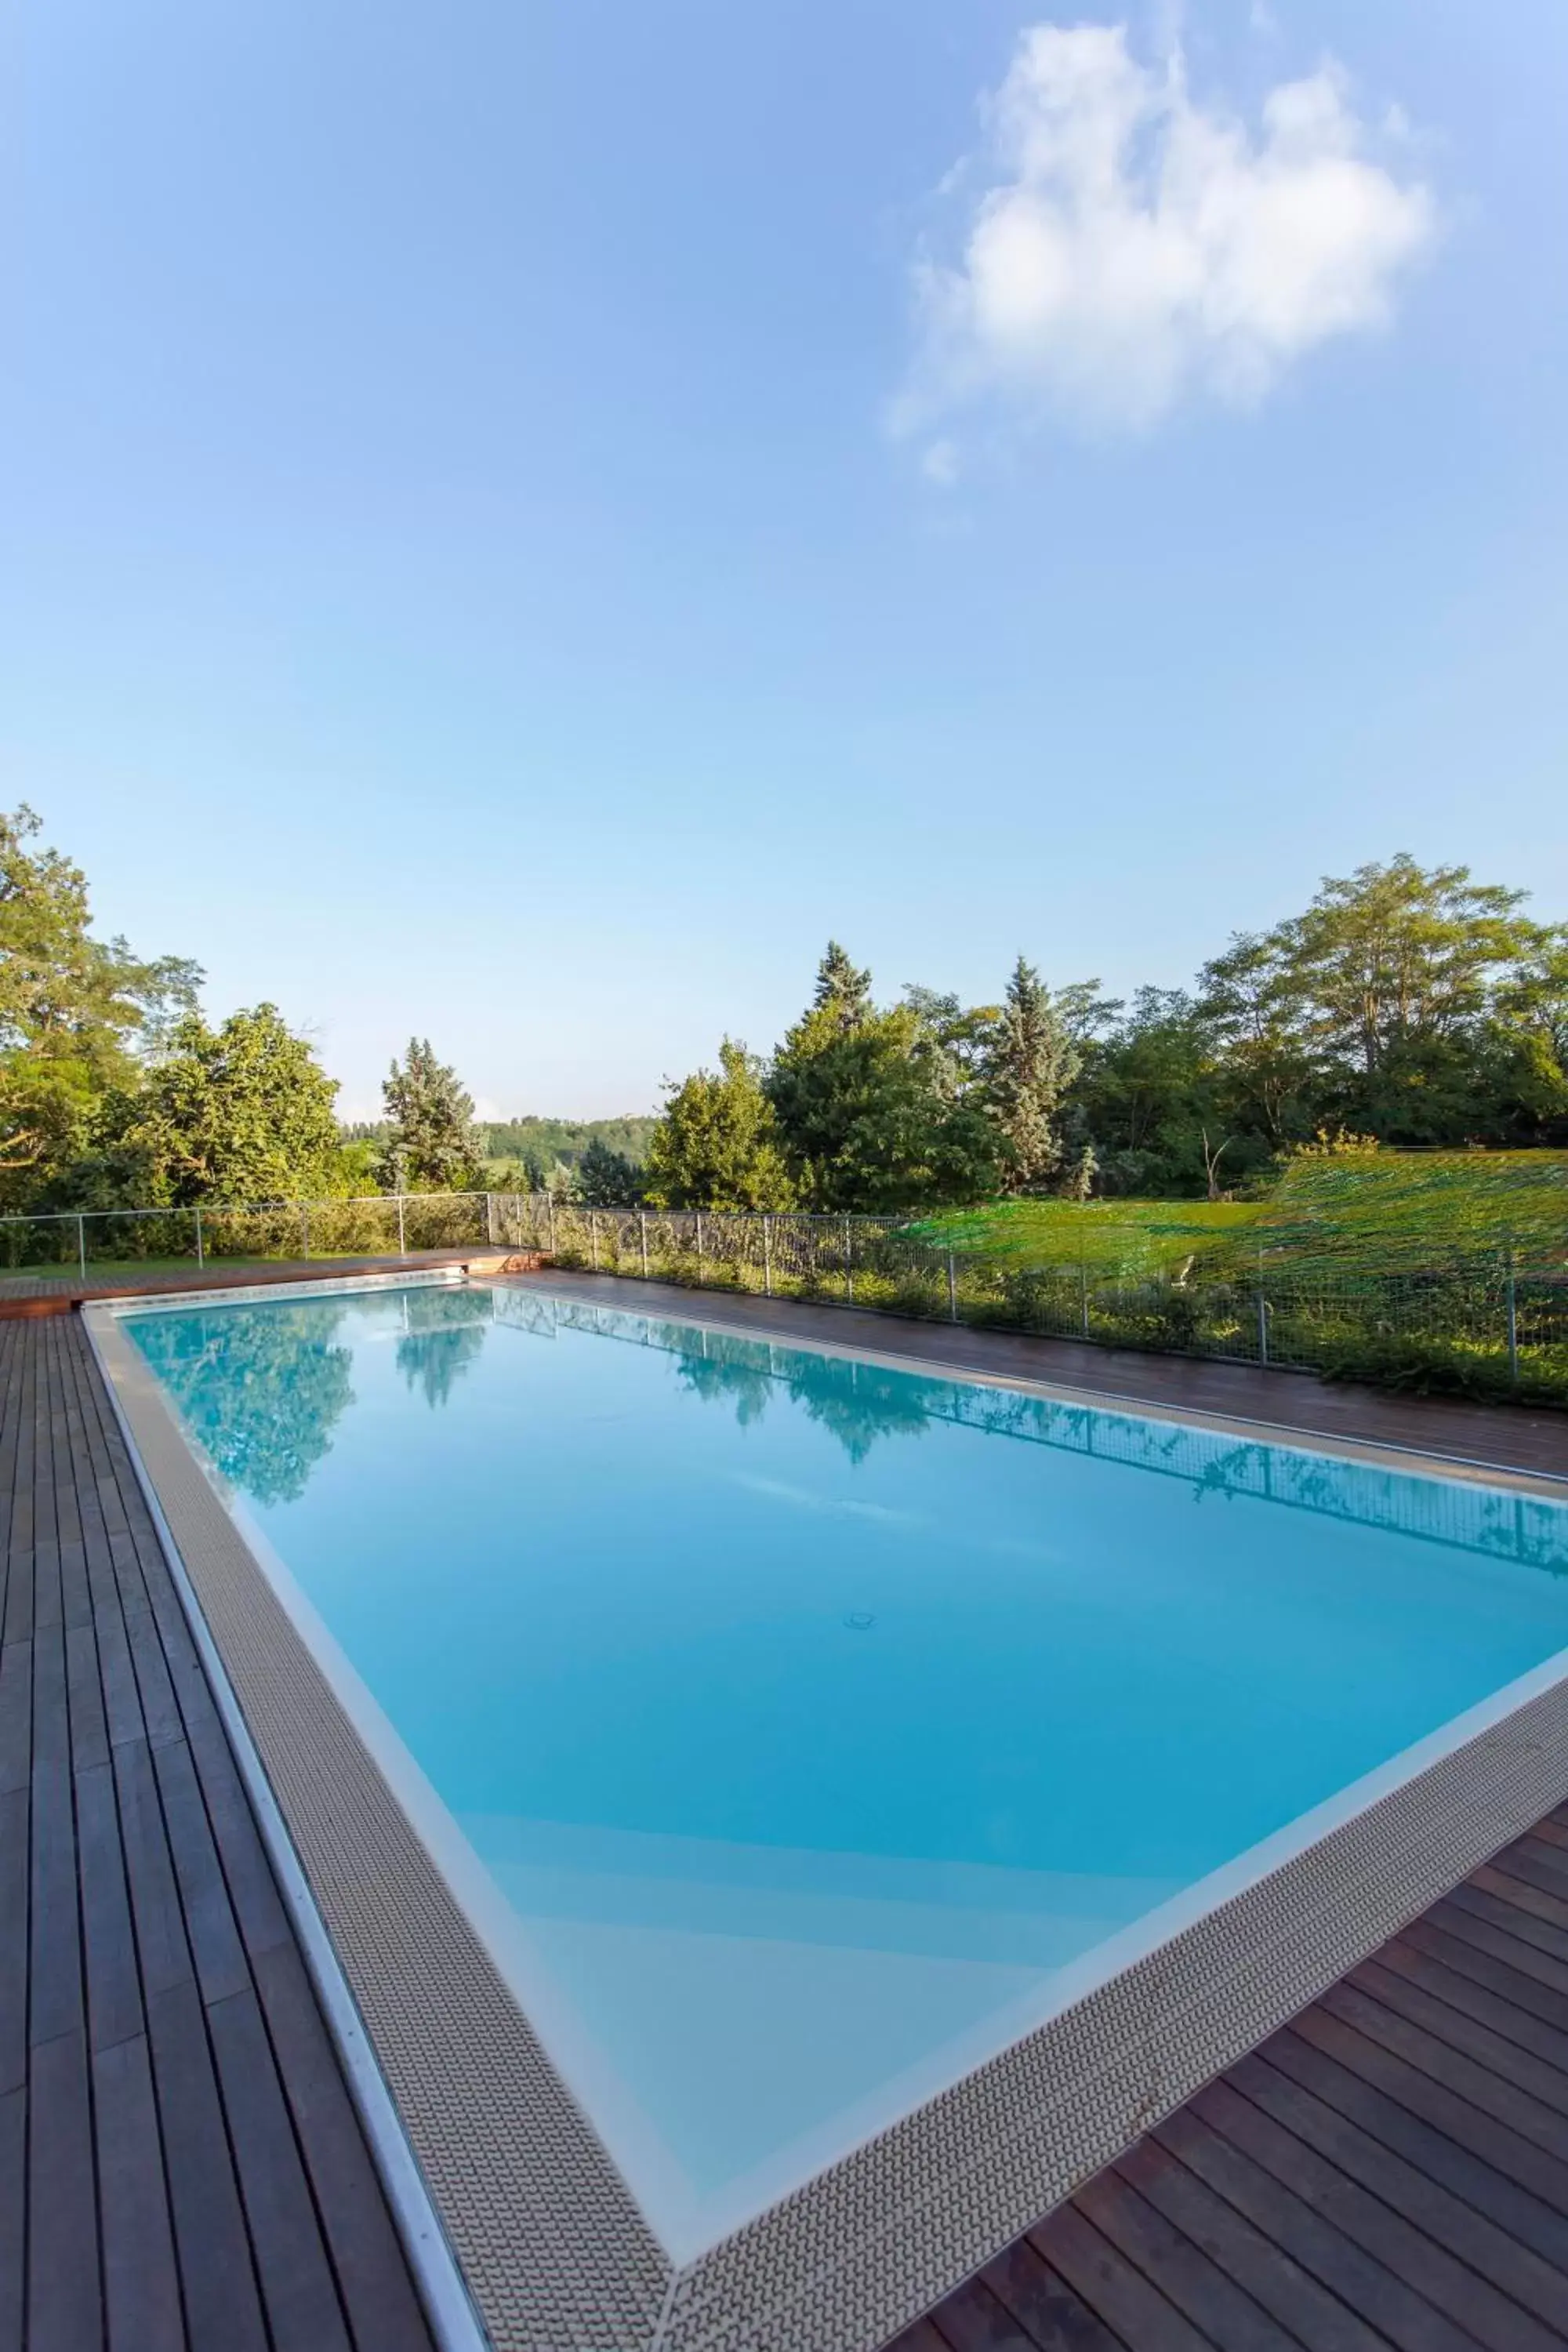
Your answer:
7;2;1566;1117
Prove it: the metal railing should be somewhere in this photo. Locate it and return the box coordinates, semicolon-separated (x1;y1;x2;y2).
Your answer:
0;1192;496;1277
3;1188;1563;1406
488;1196;1568;1407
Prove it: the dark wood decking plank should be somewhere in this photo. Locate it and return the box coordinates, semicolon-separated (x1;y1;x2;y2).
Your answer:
982;2238;1133;2352
1284;2004;1568;2220
1401;1915;1568;2038
206;1984;354;2352
1374;1933;1568;2076
1445;1878;1568;1967
1310;1981;1568;2175
1071;2168;1300;2352
4;1316;436;2352
897;2321;960;2352
28;1755;82;2052
1421;1896;1568;2005
1199;2061;1565;2349
1350;1954;1568;2122
1117;2126;1398;2352
180;1702;292;1962
27;2026;103;2352
924;2274;1076;2352
66;1618;110;1773
0;2082;23;2352
152;1736;251;2009
0;1787;26;2099
252;1939;433;2352
95;2029;185;2352
1027;2204;1218;2352
1232;2051;1568;2343
114;1733;194;2005
0;1640;29;1795
1251;2032;1568;2284
76;1755;144;2056
146;1976;270;2352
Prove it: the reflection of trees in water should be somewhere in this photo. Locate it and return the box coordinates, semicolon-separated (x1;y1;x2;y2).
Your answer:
673;1330;927;1465
394;1284;494;1409
129;1301;355;1506
675;1348;772;1428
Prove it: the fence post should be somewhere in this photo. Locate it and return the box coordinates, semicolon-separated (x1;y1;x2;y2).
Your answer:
194;1207;204;1269
763;1214;773;1298
397;1195;407;1258
695;1210;703;1283
844;1214;854;1303
486;1191;497;1247
1080;1258;1090;1339
590;1211;599;1271
947;1249;958;1323
300;1205;310;1260
639;1210;649;1279
1257;1283;1269;1367
546;1192;557;1256
1506;1250;1519;1388
77;1214;87;1282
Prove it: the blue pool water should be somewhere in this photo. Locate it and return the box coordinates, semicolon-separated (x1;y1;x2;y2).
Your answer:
123;1278;1568;2253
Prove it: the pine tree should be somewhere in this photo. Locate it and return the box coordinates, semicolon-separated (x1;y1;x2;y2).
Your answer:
986;955;1083;1192
575;1136;644;1207
811;941;873;1033
378;1039;484;1192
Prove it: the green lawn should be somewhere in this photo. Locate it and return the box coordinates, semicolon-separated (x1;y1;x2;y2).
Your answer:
916;1152;1568;1278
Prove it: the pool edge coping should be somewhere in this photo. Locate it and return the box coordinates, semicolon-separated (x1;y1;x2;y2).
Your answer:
86;1277;1568;2352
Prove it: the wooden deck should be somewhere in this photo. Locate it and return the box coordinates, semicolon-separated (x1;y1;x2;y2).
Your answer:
7;1283;1568;2352
892;1814;1568;2352
0;1312;434;2352
0;1246;497;1318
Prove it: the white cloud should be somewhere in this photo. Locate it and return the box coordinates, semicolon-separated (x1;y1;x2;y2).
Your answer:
897;22;1436;442
920;437;961;486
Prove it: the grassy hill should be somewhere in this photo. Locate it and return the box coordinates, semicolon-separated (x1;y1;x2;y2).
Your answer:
917;1152;1568;1278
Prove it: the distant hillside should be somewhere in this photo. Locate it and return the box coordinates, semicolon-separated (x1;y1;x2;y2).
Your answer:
482;1115;659;1167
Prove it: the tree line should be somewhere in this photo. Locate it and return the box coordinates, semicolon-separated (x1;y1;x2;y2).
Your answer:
5;801;1565;1220
605;857;1568;1213
0;805;488;1212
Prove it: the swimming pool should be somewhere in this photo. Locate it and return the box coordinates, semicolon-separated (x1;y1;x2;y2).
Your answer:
96;1275;1568;2347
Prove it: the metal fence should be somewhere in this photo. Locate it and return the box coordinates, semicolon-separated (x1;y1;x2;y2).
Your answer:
491;1196;1568;1406
3;1188;1563;1405
0;1192;495;1276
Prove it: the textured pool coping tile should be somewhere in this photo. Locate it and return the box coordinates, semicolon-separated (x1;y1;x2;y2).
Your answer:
87;1292;1568;2352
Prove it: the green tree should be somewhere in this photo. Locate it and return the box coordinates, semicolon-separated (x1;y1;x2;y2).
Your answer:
1197;931;1318;1148
1;804;200;1206
379;1038;484;1192
768;956;1002;1210
575;1135;645;1207
985;956;1083;1191
102;1004;344;1203
811;940;873;1033
643;1039;795;1209
1075;989;1246;1196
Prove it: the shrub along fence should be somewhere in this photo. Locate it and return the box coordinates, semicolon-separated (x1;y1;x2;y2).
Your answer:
494;1195;1568;1409
2;1189;1563;1406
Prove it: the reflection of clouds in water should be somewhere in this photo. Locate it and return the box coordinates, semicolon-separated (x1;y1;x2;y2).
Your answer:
729;1475;923;1530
